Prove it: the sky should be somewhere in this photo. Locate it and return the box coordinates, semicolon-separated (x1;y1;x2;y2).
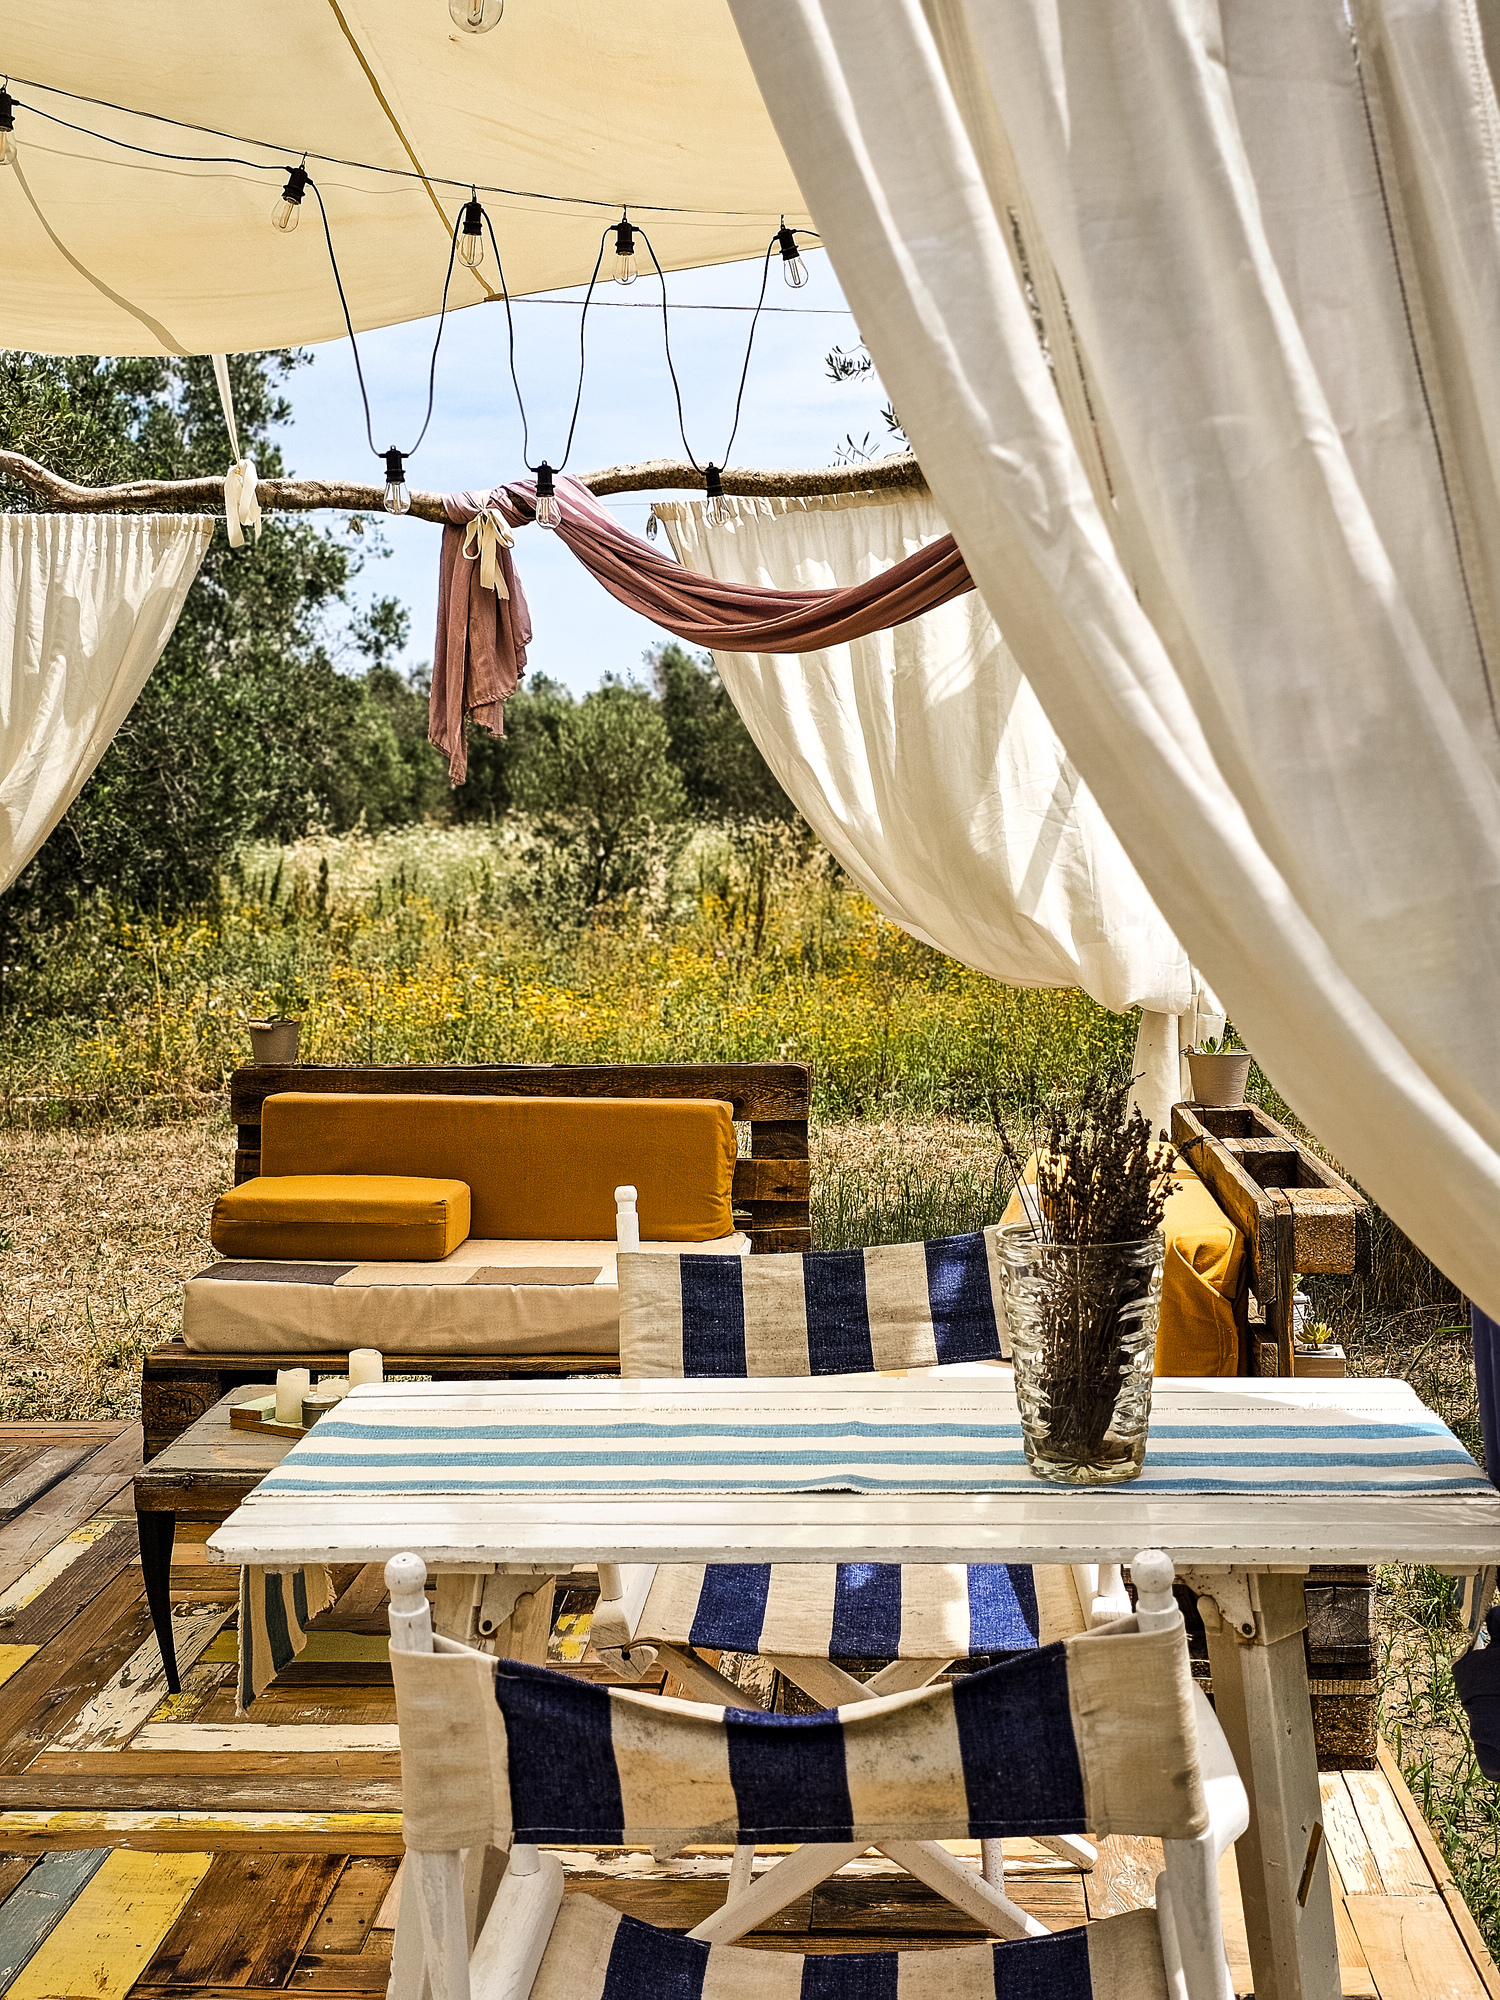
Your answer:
277;248;896;694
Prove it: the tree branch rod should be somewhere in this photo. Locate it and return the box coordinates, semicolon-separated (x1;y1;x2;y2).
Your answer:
0;450;924;526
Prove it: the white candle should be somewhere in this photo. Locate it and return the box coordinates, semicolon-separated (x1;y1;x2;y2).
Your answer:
615;1185;640;1253
349;1349;383;1388
274;1368;310;1424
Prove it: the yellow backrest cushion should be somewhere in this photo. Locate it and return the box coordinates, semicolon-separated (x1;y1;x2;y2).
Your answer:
212;1175;470;1263
999;1152;1245;1377
259;1094;738;1241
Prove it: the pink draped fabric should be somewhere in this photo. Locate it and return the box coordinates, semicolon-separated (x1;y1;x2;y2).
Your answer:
430;474;974;784
430;494;533;784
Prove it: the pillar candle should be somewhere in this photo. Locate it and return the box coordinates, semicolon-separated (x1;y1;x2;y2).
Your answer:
349;1349;383;1387
274;1368;310;1424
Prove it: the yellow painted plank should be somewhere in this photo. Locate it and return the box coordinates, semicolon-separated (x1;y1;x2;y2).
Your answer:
198;1629;390;1665
0;1644;38;1688
0;1519;116;1616
7;1849;212;2000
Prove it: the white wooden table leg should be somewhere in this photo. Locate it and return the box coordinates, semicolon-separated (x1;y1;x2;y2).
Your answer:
1201;1574;1339;2000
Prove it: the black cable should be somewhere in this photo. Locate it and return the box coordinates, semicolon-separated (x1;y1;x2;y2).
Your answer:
482;207;533;471
6;79;778;217
306;172;464;464
635;221;791;474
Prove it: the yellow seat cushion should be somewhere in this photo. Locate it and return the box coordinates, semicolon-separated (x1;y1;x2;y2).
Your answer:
999;1152;1245;1377
211;1175;470;1263
259;1094;737;1242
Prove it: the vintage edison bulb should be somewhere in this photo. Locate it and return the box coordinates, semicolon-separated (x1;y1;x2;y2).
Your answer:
449;0;502;31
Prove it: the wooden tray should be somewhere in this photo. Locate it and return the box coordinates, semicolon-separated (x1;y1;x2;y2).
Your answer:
228;1393;310;1439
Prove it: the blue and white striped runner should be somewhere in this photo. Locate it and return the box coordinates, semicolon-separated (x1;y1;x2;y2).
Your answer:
259;1386;1489;1499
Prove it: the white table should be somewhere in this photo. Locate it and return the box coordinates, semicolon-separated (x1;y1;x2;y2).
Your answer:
209;1369;1500;2000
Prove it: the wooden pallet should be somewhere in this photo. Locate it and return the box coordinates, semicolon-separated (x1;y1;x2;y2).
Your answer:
0;1422;1492;1996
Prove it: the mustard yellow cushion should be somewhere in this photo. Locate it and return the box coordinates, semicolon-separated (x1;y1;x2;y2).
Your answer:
259;1095;737;1242
211;1175;470;1263
999;1152;1245;1378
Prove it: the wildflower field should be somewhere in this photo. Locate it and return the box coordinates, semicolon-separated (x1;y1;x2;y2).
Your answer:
0;821;1137;1121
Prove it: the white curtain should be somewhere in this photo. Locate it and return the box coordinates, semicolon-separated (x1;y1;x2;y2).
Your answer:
0;514;215;892
658;488;1220;1132
726;0;1500;1316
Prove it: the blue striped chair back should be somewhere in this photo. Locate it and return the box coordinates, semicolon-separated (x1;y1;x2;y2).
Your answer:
617;1233;1006;1379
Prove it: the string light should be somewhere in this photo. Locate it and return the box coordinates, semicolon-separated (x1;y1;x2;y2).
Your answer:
702;464;730;530
448;0;503;30
776;220;809;289
383;449;411;515
0;88;18;168
613;214;638;287
534;462;561;530
271;164;308;233
459;194;485;269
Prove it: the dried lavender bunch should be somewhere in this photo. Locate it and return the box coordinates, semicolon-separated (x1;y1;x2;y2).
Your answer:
997;1070;1170;1470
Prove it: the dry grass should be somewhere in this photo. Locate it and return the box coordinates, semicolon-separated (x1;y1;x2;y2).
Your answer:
0;1112;233;1420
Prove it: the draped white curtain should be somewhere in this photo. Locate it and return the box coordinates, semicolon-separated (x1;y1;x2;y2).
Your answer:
726;0;1500;1315
658;488;1220;1132
0;514;214;891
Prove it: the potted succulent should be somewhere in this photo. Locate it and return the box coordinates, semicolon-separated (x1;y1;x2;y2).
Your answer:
993;1074;1169;1485
1186;1027;1252;1108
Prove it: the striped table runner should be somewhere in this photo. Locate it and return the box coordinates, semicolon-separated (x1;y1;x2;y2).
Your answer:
259;1387;1489;1499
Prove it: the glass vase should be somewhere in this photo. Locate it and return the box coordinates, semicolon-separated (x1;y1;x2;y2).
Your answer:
996;1223;1163;1484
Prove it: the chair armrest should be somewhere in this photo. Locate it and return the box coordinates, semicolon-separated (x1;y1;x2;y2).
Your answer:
591;1563;659;1648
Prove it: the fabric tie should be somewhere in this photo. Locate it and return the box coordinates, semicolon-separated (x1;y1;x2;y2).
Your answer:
461;507;512;597
223;458;261;549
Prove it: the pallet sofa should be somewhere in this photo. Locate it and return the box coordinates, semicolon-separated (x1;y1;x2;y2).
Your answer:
140;1061;812;1458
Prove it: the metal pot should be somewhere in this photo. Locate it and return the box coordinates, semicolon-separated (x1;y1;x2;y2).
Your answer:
1186;1050;1251;1106
248;1017;302;1066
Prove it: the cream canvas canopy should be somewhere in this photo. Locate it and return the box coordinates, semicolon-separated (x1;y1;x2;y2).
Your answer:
0;1;809;356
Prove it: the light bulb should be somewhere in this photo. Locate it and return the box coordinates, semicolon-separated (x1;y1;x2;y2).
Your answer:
383;448;411;516
0;91;16;169
776;221;808;290
534;462;561;531
272;165;309;234
449;0;502;31
702;465;730;529
459;196;485;269
613;217;637;286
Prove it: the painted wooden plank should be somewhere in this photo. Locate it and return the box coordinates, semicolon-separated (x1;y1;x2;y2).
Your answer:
1377;1740;1500;2000
0;1428;142;1598
285;1956;393;1992
373;1856;404;1930
1346;1893;1490;2000
0;1853;40;1906
7;1848;212;2000
0;1444;96;1523
143;1850;345;1986
133;1722;402;1753
1321;1772;1385;1895
0;1647;37;1690
307;1857;399;1952
1346;1767;1435;1896
0;1571;155;1771
4;1521;138;1650
0;1808;404;1854
0;1517;118;1617
199;1630;391;1666
51;1606;232;1750
0;1846;111;1988
1082;1834;1161;1920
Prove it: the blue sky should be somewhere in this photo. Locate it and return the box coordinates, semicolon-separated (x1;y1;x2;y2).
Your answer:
278;249;895;694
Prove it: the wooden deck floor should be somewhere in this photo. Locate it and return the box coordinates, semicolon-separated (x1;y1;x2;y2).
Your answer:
0;1420;1492;1998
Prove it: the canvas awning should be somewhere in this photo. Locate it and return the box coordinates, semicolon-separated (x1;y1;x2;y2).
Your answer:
0;1;808;357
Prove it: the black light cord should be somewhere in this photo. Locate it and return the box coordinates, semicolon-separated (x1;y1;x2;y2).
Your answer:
5;80;778;218
634;220;793;475
306;172;464;464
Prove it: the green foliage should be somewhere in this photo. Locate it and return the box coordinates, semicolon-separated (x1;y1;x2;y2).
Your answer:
506;677;691;923
0;350;454;974
650;642;796;821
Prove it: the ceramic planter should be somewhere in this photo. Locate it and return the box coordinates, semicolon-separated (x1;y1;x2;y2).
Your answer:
248;1017;302;1065
1186;1050;1251;1106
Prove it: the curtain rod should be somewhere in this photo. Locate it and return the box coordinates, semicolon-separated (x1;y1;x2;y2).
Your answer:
0;450;924;525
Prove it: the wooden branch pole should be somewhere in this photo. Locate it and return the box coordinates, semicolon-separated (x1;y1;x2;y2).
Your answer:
0;449;924;524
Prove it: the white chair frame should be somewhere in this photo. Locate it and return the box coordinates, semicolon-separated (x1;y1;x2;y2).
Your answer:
388;1549;1248;2000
